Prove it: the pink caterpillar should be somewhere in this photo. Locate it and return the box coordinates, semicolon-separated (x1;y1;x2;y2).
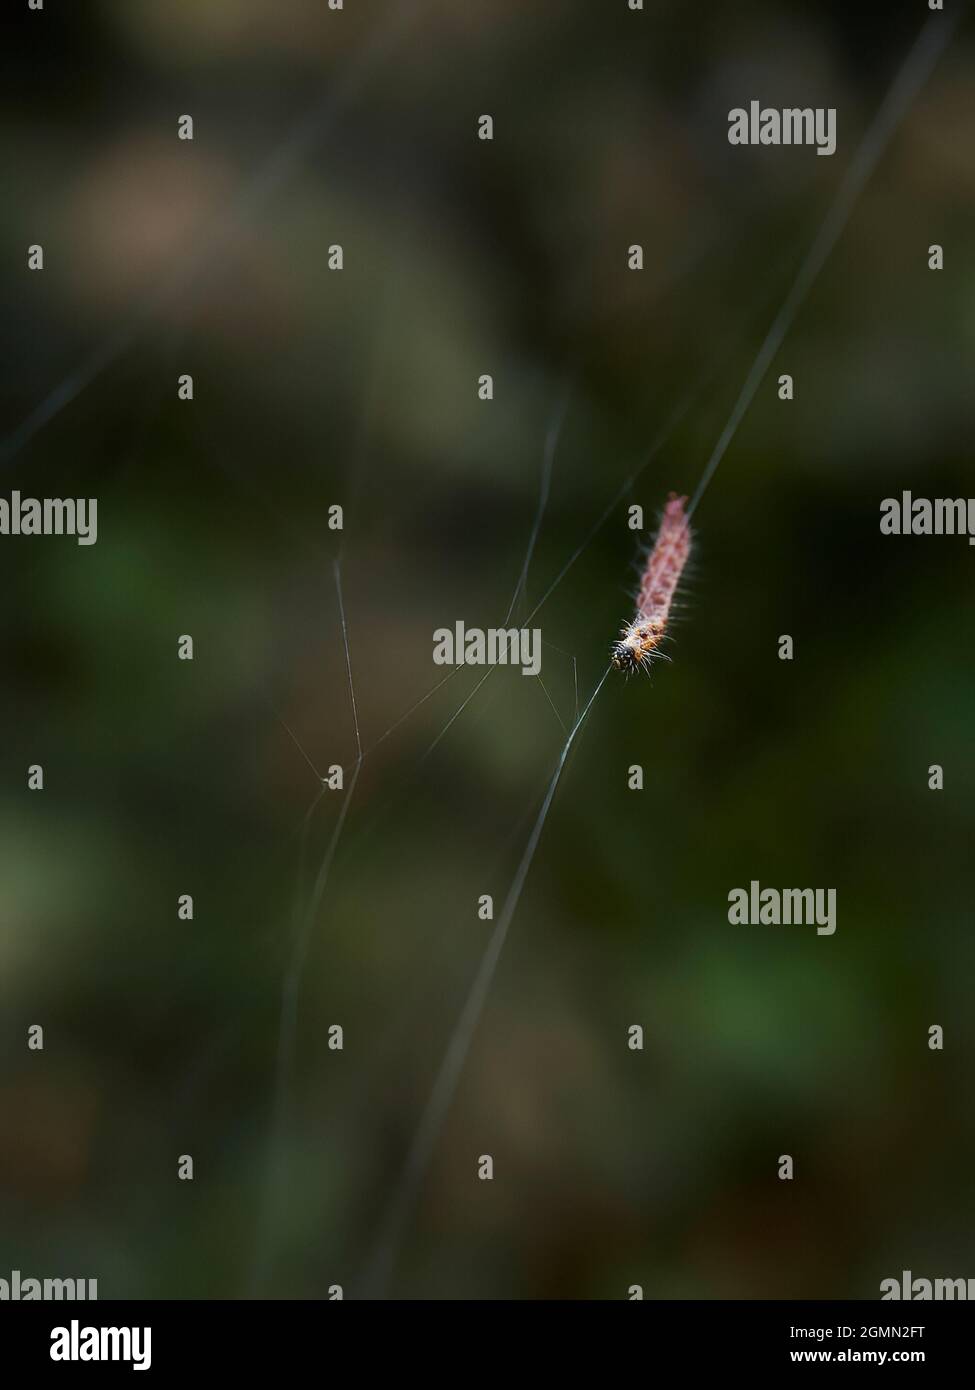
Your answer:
611;492;691;673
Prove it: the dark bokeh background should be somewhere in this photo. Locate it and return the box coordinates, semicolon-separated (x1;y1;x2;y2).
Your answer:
1;0;973;1299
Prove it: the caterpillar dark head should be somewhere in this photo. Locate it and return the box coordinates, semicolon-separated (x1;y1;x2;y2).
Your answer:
611;640;639;673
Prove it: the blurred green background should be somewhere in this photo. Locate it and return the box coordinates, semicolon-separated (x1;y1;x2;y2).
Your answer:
1;0;973;1299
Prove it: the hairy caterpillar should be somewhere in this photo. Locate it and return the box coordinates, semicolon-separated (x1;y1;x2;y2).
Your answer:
611;492;691;673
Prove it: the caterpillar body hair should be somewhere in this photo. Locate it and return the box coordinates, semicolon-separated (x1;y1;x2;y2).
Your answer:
611;492;691;674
